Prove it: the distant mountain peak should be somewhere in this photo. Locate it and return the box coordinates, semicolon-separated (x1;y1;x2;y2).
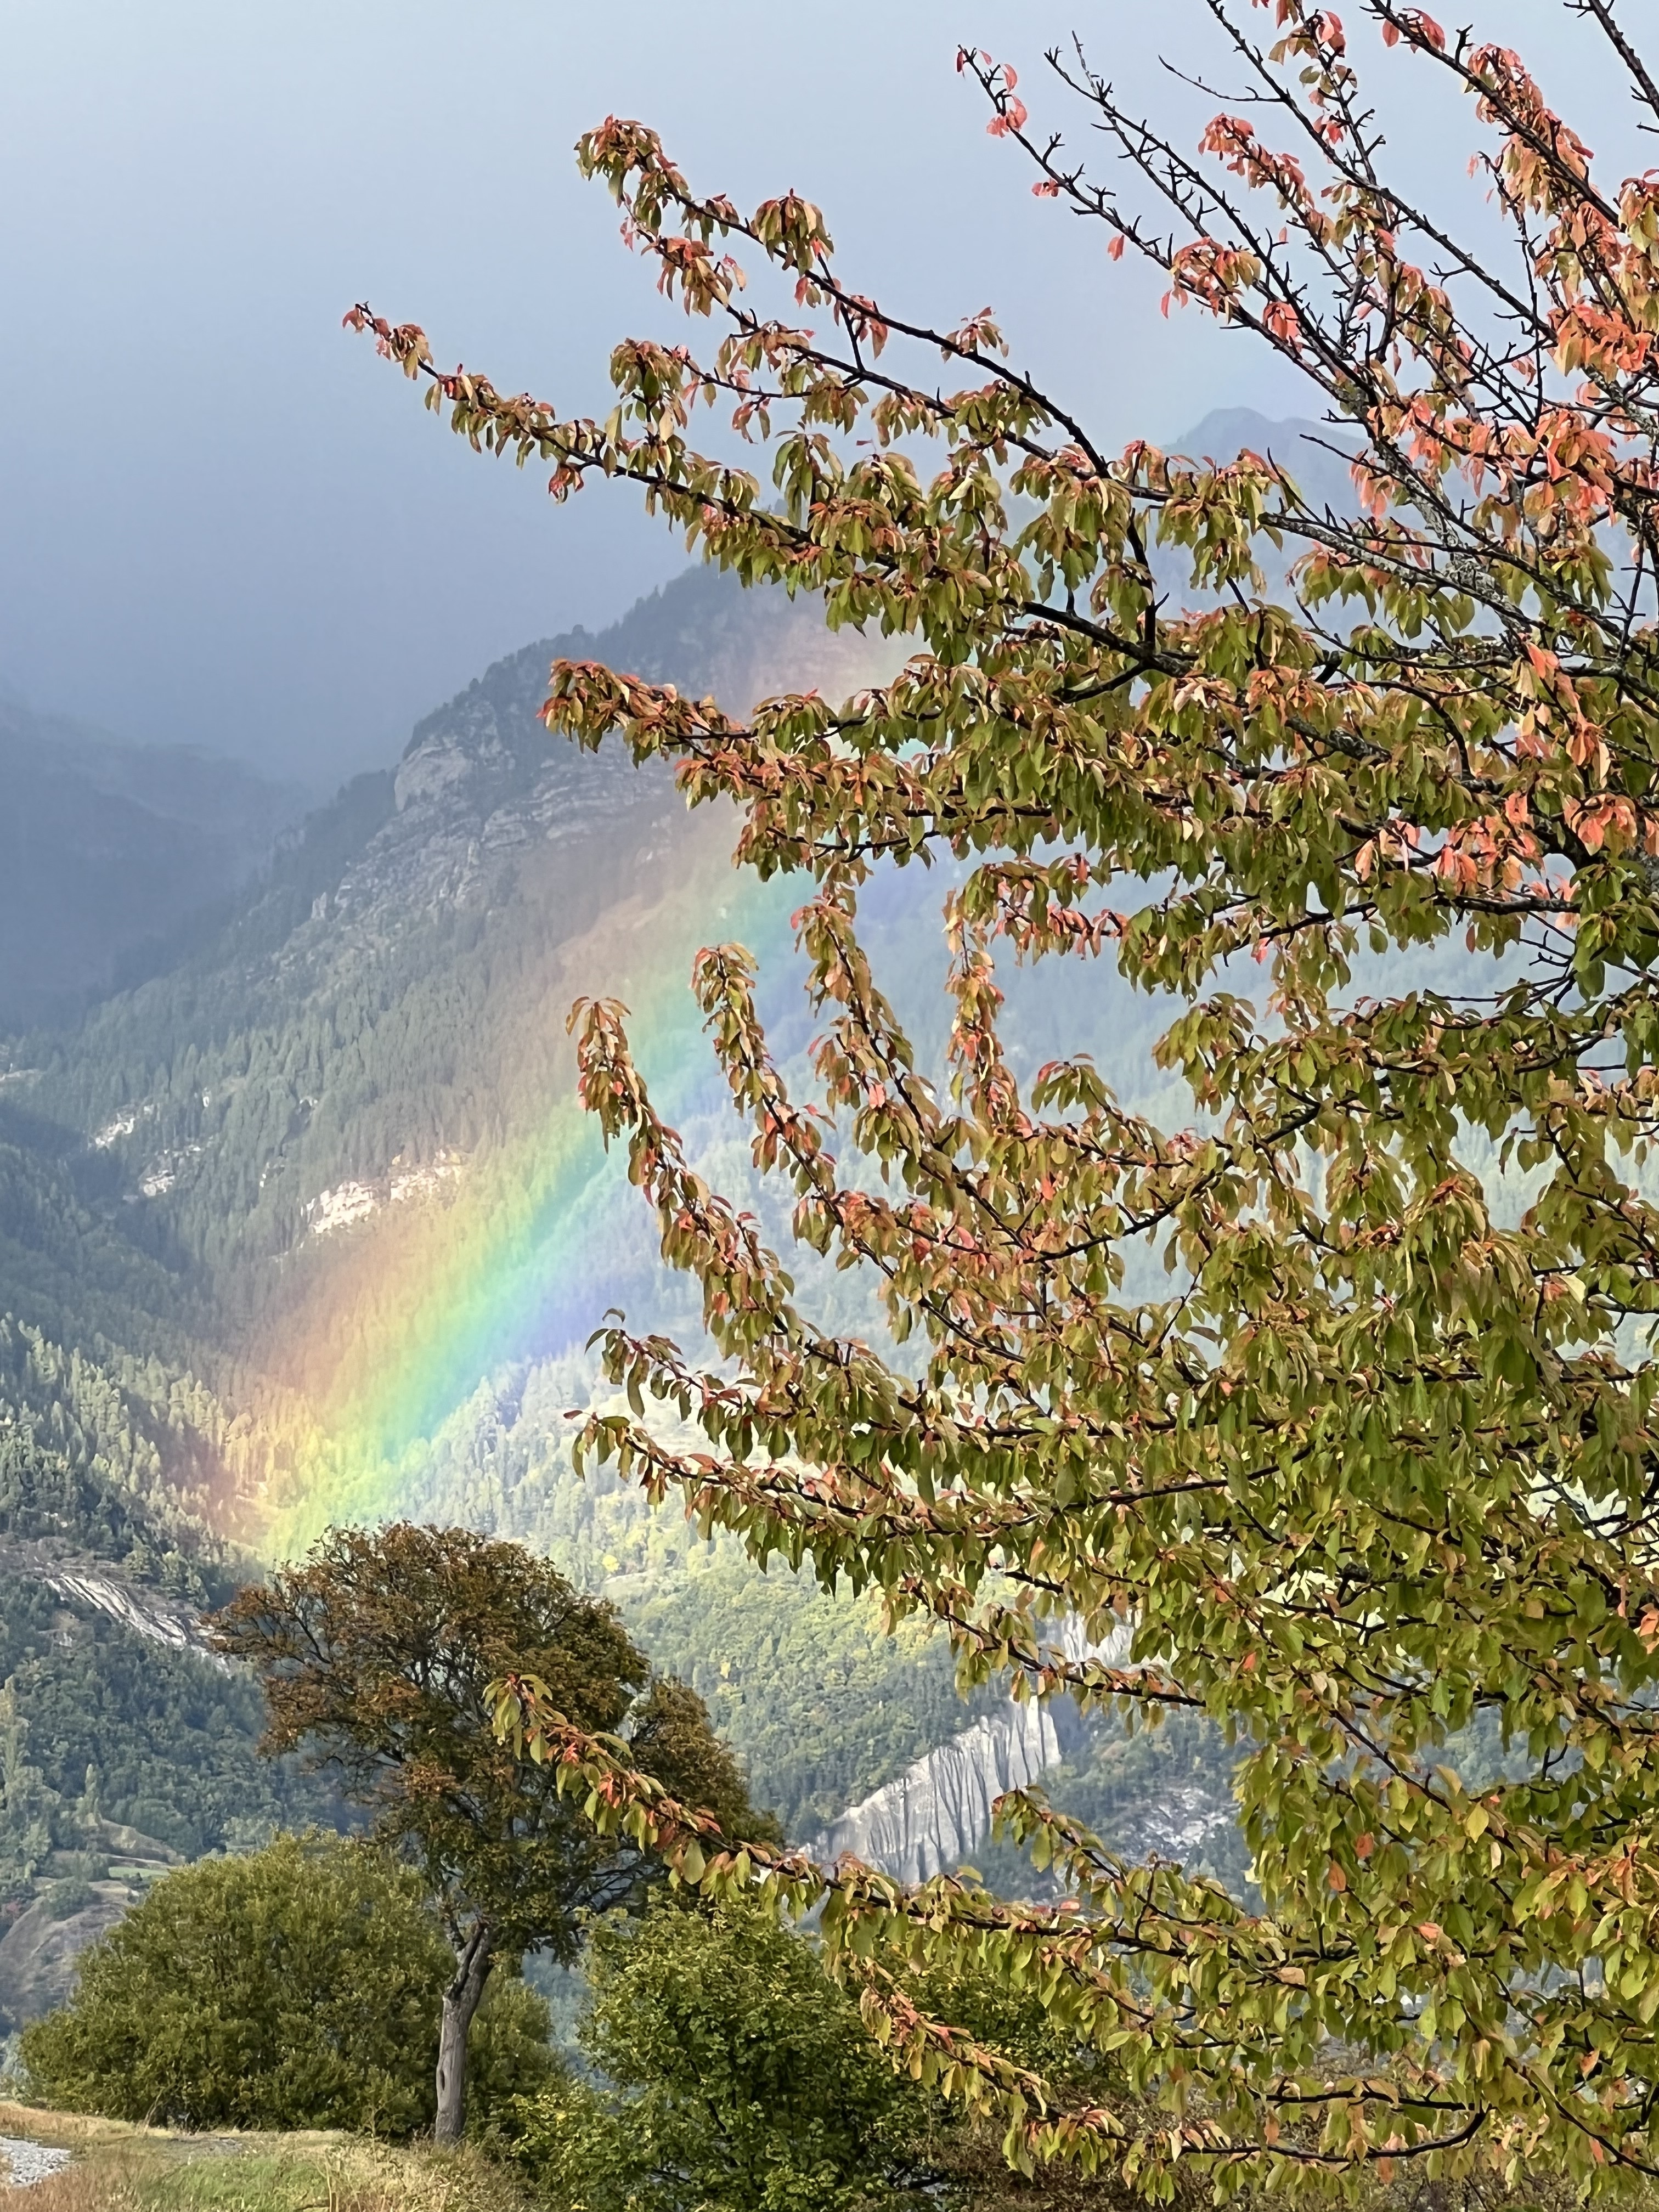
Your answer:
1172;407;1361;515
1175;404;1332;453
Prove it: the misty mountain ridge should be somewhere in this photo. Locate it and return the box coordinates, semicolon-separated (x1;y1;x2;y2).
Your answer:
0;696;310;1033
0;407;1351;1047
1177;406;1357;499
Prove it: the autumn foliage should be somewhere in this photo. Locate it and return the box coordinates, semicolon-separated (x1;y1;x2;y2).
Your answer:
214;1525;767;2141
355;2;1659;2197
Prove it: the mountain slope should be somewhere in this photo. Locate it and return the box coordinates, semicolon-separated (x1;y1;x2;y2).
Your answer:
0;566;980;1842
1;427;1355;1867
0;698;307;1033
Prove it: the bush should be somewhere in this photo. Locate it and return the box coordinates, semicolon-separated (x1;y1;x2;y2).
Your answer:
41;1879;97;1922
19;1830;558;2134
506;1894;919;2212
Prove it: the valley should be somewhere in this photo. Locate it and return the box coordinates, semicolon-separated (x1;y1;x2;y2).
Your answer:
0;523;1245;2046
0;695;307;1035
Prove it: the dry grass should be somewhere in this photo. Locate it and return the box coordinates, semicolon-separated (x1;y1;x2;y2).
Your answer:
0;2103;529;2212
0;2102;134;2151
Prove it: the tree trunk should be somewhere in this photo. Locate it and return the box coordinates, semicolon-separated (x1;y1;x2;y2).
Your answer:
434;1920;494;2145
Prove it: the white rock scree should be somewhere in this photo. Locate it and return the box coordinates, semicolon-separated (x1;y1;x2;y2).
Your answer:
810;1696;1071;1882
0;2136;72;2187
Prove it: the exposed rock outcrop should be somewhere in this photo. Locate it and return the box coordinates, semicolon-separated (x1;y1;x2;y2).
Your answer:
809;1696;1078;1883
300;562;898;949
0;1541;223;1668
810;1621;1132;1881
1120;1782;1235;1864
39;1567;225;1669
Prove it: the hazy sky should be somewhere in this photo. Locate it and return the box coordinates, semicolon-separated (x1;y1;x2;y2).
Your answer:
0;0;1633;791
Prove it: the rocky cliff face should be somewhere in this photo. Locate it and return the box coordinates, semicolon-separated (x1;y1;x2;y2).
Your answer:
810;1673;1243;1893
38;1564;225;1670
809;1696;1080;1883
809;1622;1130;1881
283;561;898;958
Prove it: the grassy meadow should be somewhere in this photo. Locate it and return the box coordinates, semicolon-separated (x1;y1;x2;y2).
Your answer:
0;2103;529;2212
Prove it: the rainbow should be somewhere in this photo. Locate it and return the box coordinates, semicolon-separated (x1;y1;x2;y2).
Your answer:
253;812;807;1559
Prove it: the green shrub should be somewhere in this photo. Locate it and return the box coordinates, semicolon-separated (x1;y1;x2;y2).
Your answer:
42;1877;98;1922
506;1894;919;2211
19;1829;557;2134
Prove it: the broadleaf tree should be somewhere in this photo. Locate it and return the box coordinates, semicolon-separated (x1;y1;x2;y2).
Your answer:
356;2;1659;2196
213;1524;770;2143
506;1893;927;2212
16;1830;560;2136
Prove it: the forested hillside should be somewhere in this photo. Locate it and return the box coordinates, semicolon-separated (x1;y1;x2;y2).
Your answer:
0;457;1319;1870
0;1426;336;2042
0;562;1006;1852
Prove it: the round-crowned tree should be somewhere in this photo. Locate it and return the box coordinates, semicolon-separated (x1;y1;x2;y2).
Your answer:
213;1522;774;2143
507;1894;921;2212
18;1830;557;2132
